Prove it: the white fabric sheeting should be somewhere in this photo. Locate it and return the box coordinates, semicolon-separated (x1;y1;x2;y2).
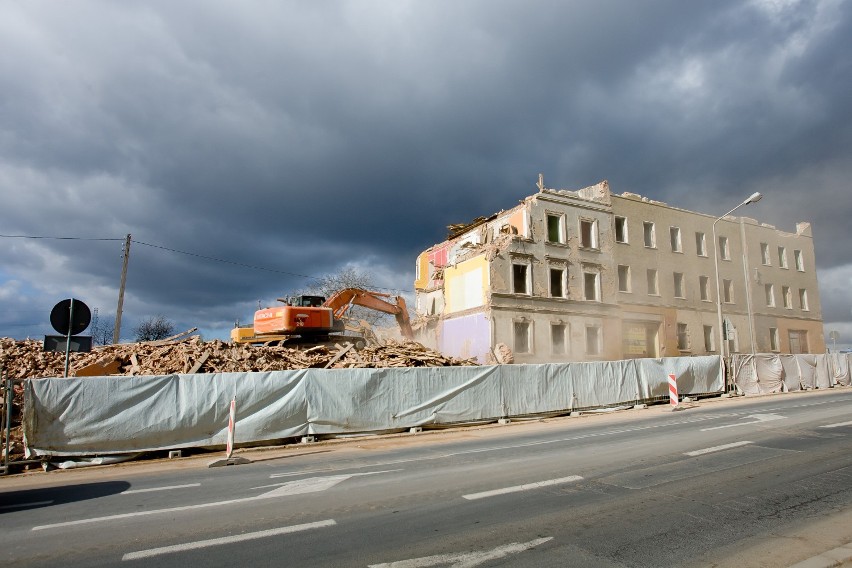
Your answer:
24;356;722;457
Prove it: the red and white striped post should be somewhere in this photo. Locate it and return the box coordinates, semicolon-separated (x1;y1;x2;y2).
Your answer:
668;374;679;407
225;397;236;459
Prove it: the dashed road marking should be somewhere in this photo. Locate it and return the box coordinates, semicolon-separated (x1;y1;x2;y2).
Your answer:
122;519;336;560
368;537;553;567
685;441;753;456
463;476;583;501
820;420;852;429
122;483;201;495
701;413;785;431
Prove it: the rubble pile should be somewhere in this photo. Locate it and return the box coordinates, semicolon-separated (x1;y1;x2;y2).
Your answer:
0;336;477;380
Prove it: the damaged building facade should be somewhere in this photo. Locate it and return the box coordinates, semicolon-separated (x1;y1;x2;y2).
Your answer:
414;178;824;363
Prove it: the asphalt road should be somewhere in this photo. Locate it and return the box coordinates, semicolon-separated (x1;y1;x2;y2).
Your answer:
2;389;851;567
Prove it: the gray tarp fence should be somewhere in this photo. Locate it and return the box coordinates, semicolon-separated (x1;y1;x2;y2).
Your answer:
24;356;722;457
730;353;851;395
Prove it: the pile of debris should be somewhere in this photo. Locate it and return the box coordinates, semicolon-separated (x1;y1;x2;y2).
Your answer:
0;335;477;380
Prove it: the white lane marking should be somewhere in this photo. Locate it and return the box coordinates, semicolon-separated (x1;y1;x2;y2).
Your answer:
369;537;553;568
253;469;401;490
271;414;733;479
463;476;583;501
701;413;785;431
32;474;365;531
0;500;54;510
820;420;852;429
121;483;201;495
122;519;336;561
685;441;753;456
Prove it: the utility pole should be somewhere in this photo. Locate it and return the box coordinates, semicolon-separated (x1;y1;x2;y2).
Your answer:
113;234;131;344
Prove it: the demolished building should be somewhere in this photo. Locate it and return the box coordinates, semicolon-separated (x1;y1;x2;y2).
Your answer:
414;177;824;363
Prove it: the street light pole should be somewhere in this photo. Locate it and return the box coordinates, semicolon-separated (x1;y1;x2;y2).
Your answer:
712;192;762;359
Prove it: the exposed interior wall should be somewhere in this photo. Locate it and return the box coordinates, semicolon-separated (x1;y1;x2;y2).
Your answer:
444;254;489;313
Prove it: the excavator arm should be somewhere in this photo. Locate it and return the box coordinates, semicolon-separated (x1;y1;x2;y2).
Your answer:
323;288;414;340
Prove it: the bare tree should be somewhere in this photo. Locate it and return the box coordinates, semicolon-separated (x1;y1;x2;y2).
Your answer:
90;314;116;345
295;266;389;326
132;315;175;342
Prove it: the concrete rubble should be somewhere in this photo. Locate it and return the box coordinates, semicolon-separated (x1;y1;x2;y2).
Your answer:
0;335;477;464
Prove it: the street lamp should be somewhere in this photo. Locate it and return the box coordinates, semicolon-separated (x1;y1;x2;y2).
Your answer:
712;192;762;359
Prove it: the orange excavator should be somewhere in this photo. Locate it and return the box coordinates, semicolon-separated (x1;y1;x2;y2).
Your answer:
231;288;414;348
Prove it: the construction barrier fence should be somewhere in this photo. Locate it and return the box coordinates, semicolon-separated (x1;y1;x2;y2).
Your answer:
730;353;851;394
24;356;722;457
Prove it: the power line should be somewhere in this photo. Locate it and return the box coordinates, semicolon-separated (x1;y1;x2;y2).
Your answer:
0;234;124;242
0;233;407;294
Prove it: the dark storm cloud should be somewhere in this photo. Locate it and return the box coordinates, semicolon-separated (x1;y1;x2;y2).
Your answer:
0;0;849;339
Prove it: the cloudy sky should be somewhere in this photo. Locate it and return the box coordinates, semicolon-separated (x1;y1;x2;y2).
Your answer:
1;0;850;346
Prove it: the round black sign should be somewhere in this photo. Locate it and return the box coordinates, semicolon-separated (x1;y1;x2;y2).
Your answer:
50;298;91;335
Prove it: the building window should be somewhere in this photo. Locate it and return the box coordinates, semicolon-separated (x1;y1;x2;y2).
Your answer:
549;267;566;298
584;271;600;301
677;323;690;351
765;284;775;307
585;325;601;355
782;285;792;309
580;219;599;249
695;232;706;257
647;269;659;295
615;216;628;243
551;323;567;355
718;236;730;260
778;246;788;269
769;327;779;352
643;222;656;248
799;288;809;311
704;325;715;352
699;275;710;302
670;227;682;253
789;330;808;354
514;321;531;354
794;249;804;271
618;265;631;293
760;243;771;266
723;279;734;303
673;272;685;298
546;213;565;244
512;263;530;295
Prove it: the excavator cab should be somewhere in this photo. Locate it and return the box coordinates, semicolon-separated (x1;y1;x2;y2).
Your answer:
294;295;325;307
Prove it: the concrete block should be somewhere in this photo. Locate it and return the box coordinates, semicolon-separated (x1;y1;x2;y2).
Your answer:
301;436;316;444
569;411;581;417
208;456;251;468
409;427;423;434
168;450;182;459
498;418;511;425
633;404;648;410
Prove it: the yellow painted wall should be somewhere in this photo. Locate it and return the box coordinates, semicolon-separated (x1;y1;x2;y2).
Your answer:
414;252;430;291
444;255;489;313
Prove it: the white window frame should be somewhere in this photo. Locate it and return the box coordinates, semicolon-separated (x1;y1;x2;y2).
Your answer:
549;265;567;299
794;249;804;271
551;322;569;356
647;268;659;296
677;322;690;351
513;320;531;354
579;218;599;250
583;270;601;302
769;327;780;352
673;272;685;299
585;325;602;356
723;279;734;303
699;275;710;302
545;212;566;244
765;283;775;307
778;246;788;269
643;221;656;248
512;261;532;295
719;236;730;261
760;243;771;266
615;216;628;244
695;232;706;257
618;265;631;293
799;288;809;311
670;226;682;253
782;285;792;309
703;325;715;352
